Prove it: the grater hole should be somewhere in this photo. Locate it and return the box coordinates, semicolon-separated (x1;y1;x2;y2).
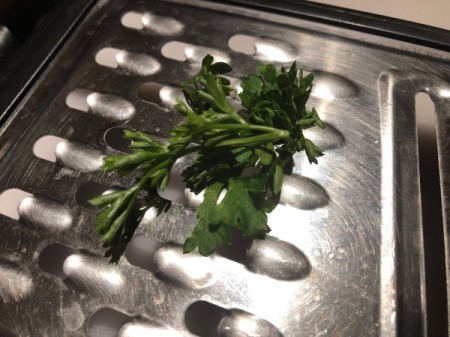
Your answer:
95;48;161;76
280;174;329;210
185;301;226;337
136;82;164;105
55;142;104;173
302;123;345;150
228;34;256;55
415;92;448;337
121;11;184;36
154;246;218;289
246;236;312;280
157;174;187;204
125;236;165;272
161;41;230;64
0;188;33;220
136;81;188;109
104;127;132;153
66;89;92;112
18;196;74;232
66;89;136;121
75;182;116;209
121;11;144;30
215;228;252;265
63;254;125;292
218;310;283;337
310;71;358;100
33;135;66;162
228;34;298;63
38;243;77;279
95;48;121;68
88;308;133;337
161;41;188;62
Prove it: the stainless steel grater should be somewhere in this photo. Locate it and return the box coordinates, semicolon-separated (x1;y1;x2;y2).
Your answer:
0;1;449;336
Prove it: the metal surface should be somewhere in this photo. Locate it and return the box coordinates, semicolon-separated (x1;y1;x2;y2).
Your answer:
0;0;96;126
0;0;449;336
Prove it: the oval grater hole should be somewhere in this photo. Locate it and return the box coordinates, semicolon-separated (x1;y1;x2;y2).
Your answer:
88;307;133;337
310;71;358;100
121;11;144;30
136;81;186;109
75;182;116;209
161;41;189;61
229;34;298;63
67;89;136;121
95;48;121;68
96;48;161;76
66;89;92;112
154;245;218;289
185;301;227;337
125;236;165;272
247;236;312;280
216;228;252;265
38;243;77;279
157;174;187;204
18;196;74;232
218;310;283;337
33;135;67;162
121;11;184;36
136;82;164;105
104;127;132;153
228;34;257;55
161;41;230;64
0;188;33;220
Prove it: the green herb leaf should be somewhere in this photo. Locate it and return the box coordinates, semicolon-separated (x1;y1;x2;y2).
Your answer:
92;54;325;260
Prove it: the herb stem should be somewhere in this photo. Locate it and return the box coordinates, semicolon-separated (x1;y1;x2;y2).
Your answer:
215;131;290;147
207;123;287;135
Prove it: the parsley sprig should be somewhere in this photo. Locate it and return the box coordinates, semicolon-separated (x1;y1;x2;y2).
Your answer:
90;55;324;256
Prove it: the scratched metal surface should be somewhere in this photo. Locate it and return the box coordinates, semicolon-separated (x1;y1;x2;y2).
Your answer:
0;0;449;336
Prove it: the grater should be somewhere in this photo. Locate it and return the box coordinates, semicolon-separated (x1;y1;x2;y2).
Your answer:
0;1;449;336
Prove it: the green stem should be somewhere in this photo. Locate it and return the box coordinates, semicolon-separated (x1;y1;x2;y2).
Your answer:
207;123;285;135
215;131;291;147
136;159;171;189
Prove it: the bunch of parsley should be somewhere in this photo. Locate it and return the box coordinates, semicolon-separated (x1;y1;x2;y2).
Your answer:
90;55;324;256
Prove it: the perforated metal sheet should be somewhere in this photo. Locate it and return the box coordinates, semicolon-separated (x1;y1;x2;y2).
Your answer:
0;1;449;336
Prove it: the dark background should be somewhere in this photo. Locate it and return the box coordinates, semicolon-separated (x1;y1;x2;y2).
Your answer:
0;0;59;43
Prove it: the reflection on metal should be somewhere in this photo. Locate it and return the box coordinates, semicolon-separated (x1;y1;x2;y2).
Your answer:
280;174;329;209
66;89;136;120
218;310;283;337
247;236;311;280
55;141;104;172
120;322;182;337
154;246;218;289
95;48;161;75
121;11;184;35
228;34;299;62
33;135;66;162
63;254;124;293
0;188;33;220
303;123;345;150
0;0;448;336
0;260;34;303
311;71;358;100
161;41;230;64
18;196;73;232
